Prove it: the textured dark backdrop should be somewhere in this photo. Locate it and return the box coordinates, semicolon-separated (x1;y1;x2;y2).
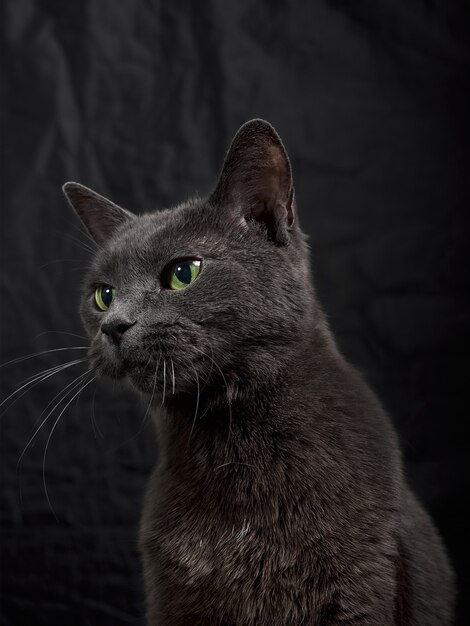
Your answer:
1;1;469;624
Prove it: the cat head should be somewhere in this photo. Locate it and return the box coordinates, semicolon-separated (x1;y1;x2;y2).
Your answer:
63;120;314;401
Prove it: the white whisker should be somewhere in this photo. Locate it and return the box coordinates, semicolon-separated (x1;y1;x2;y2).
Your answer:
0;358;87;417
215;462;254;470
144;358;159;422
191;345;232;452
34;330;88;341
42;374;97;520
160;360;166;407
38;258;91;270
66;233;97;255
170;358;175;395
90;389;104;440
110;357;159;453
0;346;89;370
17;370;91;470
187;367;200;445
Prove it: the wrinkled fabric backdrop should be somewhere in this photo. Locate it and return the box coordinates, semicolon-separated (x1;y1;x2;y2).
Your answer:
1;1;469;624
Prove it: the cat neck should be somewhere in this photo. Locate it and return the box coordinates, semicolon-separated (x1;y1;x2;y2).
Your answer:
151;319;340;475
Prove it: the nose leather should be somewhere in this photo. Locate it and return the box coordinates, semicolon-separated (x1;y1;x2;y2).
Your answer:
101;317;136;345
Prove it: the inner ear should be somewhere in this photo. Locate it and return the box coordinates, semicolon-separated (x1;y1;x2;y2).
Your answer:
210;119;295;245
62;182;135;246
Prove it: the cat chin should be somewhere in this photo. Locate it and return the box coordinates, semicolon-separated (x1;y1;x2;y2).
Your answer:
94;361;125;382
125;365;204;398
125;372;155;395
94;363;160;398
123;364;167;395
93;347;211;397
88;348;127;380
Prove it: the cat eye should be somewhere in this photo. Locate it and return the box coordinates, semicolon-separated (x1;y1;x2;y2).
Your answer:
168;259;201;290
94;285;116;311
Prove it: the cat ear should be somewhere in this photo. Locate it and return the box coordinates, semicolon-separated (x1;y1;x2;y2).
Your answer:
62;182;135;246
210;119;295;245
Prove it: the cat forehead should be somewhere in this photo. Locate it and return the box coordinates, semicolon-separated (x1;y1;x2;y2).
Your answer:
96;199;227;270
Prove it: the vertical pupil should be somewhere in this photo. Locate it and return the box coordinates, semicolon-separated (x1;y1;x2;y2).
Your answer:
102;287;112;306
176;263;191;284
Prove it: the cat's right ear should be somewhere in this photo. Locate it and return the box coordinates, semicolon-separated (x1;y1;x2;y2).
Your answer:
210;119;295;245
62;182;135;246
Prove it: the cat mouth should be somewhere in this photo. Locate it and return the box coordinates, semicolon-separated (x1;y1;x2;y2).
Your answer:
89;339;214;396
93;353;177;395
89;340;164;379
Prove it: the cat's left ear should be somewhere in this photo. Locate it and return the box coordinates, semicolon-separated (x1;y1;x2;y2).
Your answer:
210;119;295;245
62;182;135;246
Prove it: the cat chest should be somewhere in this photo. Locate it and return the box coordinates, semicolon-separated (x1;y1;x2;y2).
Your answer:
147;515;328;622
158;518;256;586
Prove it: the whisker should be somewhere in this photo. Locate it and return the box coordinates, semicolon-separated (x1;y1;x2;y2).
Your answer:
69;266;95;273
66;233;97;255
0;346;89;370
52;221;99;254
168;335;178;396
170;358;175;395
192;345;232;451
169;334;178;357
191;345;226;391
42;374;97;520
110;356;159;453
208;344;232;450
17;370;92;470
73;368;88;419
19;357;87;386
205;352;214;389
69;224;98;250
21;361;77;385
143;357;159;424
215;462;255;470
190;344;213;391
160;360;166;407
70;219;98;245
90;389;103;439
0;358;87;417
34;331;88;341
38;259;91;270
187;367;200;445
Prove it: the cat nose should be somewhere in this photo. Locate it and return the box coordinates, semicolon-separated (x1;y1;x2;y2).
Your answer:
101;317;136;345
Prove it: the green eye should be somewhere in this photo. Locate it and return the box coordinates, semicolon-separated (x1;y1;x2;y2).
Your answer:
94;285;116;311
169;259;201;290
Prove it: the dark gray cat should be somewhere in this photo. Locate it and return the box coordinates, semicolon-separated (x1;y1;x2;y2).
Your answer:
63;119;454;625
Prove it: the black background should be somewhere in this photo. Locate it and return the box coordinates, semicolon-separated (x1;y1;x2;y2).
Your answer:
1;1;469;624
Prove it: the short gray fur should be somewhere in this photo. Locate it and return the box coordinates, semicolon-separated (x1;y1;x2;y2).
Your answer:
63;119;454;625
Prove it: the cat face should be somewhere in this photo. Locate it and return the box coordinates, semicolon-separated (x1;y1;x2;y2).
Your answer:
64;120;313;399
